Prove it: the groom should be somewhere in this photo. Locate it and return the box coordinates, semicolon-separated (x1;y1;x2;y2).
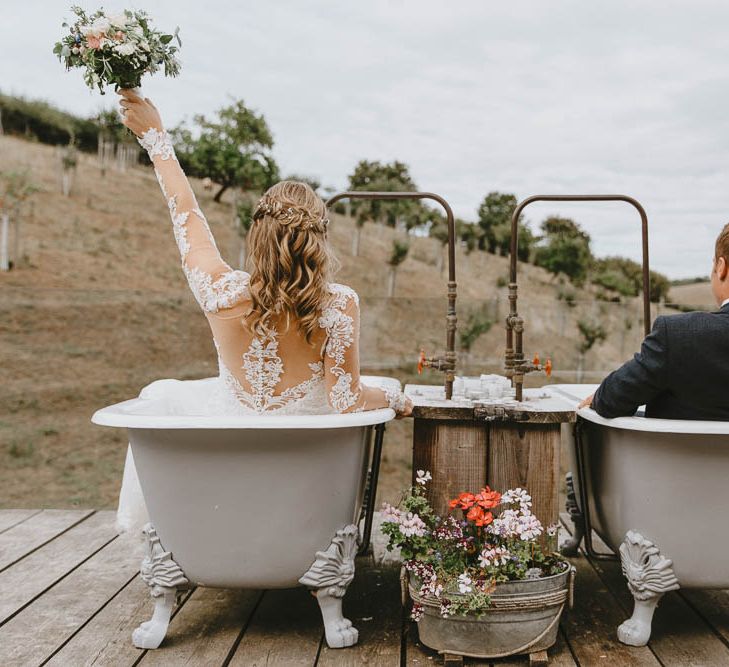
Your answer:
579;223;729;420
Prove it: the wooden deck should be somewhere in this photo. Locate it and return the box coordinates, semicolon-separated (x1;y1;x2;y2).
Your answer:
1;510;728;666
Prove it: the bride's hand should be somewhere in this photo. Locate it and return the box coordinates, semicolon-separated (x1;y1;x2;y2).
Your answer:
117;89;164;138
395;396;413;419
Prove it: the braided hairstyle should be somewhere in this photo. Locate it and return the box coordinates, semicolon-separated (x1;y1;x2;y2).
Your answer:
245;181;339;343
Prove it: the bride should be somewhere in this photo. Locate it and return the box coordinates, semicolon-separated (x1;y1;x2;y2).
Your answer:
114;89;412;534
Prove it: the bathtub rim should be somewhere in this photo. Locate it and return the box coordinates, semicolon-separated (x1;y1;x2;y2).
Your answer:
92;399;395;429
548;383;729;435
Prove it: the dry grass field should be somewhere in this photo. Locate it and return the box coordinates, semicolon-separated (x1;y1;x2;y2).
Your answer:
0;134;679;509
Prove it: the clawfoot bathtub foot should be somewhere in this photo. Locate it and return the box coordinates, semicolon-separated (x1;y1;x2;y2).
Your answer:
617;530;679;646
133;523;189;649
133;586;177;649
299;524;359;649
561;472;585;557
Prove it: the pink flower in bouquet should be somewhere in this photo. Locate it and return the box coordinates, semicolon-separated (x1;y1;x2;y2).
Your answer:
87;35;101;50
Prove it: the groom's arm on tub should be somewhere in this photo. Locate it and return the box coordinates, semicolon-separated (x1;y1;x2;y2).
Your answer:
323;287;411;416
119;91;242;315
591;316;670;418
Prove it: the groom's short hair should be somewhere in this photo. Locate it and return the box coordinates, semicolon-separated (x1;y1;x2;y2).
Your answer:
716;223;729;264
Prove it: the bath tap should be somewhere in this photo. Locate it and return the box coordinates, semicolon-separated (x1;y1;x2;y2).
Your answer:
327;191;458;399
505;194;651;402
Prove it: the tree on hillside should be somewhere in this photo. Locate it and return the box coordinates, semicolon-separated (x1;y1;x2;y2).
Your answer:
386;239;410;297
457;219;479;254
592;256;670;303
429;215;474;273
476;192;533;261
172;100;279;203
0;169;38;271
576;318;607;382
534;216;592;286
347;160;422;255
234;196;255;268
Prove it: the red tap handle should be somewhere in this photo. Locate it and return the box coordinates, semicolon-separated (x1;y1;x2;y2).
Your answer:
418;349;426;375
532;353;540;365
545;358;552;377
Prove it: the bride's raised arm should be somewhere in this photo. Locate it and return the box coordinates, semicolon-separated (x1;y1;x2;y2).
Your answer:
322;286;411;416
118;90;247;313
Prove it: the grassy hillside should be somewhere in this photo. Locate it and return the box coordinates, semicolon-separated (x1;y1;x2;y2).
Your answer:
0;134;674;508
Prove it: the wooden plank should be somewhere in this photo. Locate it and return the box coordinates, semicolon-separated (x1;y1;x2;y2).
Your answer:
587;554;729;667
46;576;193;667
412;418;488;516
0;511;117;624
227;586;322;666
0;532;141;666
557;517;660;666
0;509;41;534
317;562;401;666
680;589;729;647
406;385;576;423
560;513;729;666
139;587;262;667
488;424;560;548
0;509;94;571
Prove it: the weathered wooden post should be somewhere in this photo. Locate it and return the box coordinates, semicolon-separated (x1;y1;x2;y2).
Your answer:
407;386;575;545
0;212;9;272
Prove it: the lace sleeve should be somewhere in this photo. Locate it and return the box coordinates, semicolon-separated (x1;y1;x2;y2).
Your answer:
320;285;406;414
138;128;248;313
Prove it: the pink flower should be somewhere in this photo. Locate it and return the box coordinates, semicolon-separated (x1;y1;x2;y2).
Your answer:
87;35;102;50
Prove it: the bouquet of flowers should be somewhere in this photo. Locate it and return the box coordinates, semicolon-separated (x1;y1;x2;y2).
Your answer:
381;470;567;620
54;6;181;94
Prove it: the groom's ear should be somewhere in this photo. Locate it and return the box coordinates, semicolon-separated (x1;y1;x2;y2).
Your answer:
719;256;729;281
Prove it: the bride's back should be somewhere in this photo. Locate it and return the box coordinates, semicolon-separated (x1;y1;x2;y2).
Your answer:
197;181;361;414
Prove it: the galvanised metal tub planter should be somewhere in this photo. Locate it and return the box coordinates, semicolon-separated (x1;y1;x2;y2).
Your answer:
408;563;575;660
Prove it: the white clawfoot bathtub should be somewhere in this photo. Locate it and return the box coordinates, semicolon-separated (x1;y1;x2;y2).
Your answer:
550;384;729;647
92;377;396;650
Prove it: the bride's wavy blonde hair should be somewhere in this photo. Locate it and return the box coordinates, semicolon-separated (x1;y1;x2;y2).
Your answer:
245;181;338;343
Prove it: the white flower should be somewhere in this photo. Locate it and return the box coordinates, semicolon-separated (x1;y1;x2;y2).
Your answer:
415;469;432;486
114;42;136;57
518;513;543;541
108;12;129;28
61;45;71;58
457;572;472;594
478;545;510;568
399;512;427;538
90;17;112;35
501;487;532;509
380;502;401;523
547;523;560;537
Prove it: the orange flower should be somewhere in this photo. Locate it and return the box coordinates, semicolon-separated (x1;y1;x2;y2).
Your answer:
449;492;476;510
87;35;102;49
475;486;502;510
466;505;494;527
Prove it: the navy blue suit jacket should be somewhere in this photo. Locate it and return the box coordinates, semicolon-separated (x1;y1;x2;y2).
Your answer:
592;302;729;420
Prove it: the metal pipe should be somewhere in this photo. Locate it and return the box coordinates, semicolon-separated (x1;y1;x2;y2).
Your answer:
358;422;386;556
326;191;458;399
573;419;618;561
506;194;652;401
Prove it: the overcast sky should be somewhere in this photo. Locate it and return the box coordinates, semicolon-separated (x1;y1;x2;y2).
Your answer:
2;1;728;278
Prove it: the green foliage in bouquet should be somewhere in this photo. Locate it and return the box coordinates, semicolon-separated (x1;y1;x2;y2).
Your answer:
381;471;567;619
54;6;181;93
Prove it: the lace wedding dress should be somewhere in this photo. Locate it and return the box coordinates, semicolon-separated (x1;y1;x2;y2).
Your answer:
116;128;406;535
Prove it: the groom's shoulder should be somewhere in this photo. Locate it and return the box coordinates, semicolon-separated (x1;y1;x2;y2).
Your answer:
658;308;728;334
